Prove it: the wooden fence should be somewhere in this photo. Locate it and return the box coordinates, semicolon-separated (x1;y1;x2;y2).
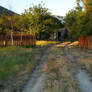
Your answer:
0;33;36;47
78;36;92;49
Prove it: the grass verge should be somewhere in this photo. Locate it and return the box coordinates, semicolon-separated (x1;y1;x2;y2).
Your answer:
0;46;45;82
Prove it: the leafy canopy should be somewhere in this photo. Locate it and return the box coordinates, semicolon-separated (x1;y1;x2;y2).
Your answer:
65;1;92;40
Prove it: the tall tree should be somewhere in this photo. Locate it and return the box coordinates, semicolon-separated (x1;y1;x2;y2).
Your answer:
23;3;63;39
16;14;30;44
24;4;50;34
65;0;92;40
0;12;9;34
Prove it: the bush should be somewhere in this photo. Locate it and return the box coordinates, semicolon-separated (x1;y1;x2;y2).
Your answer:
22;44;36;48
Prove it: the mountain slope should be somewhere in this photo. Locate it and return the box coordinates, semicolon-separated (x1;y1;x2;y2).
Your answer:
0;6;17;16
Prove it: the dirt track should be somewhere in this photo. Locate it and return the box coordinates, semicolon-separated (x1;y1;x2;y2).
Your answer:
22;47;51;92
64;44;92;92
22;43;92;92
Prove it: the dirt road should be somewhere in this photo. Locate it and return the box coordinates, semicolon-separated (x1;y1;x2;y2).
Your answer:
64;43;92;92
22;47;51;92
22;43;92;92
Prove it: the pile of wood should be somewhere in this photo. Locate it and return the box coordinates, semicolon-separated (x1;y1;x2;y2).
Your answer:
0;33;36;47
78;36;92;49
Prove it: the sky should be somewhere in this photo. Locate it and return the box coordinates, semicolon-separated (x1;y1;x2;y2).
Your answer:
0;0;77;16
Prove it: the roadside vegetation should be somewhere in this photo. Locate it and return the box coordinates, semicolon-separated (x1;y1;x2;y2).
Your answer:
0;40;60;80
0;46;45;85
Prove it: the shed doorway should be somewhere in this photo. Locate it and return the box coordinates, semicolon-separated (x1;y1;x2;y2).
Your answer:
58;32;61;41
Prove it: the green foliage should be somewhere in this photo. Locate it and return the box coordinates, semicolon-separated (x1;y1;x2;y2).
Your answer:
65;2;92;40
23;3;50;34
15;14;30;33
0;12;19;34
23;3;63;35
0;12;9;34
23;44;36;48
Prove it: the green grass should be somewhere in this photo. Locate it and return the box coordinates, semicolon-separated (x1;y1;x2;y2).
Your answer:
0;46;44;80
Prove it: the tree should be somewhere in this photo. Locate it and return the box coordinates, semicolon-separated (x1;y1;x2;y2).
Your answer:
15;14;30;44
0;12;20;46
23;3;63;39
8;14;18;46
0;12;9;34
24;4;50;34
65;1;92;40
0;12;11;46
64;9;79;39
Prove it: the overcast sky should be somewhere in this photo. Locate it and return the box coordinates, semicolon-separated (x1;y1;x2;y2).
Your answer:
0;0;76;16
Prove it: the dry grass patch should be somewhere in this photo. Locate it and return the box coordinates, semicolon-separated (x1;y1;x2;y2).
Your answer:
36;40;60;46
43;47;80;92
69;47;92;76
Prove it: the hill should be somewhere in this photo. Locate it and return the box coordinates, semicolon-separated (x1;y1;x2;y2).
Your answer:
0;6;17;16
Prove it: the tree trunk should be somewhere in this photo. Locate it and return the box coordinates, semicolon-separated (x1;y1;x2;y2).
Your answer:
10;17;14;46
20;32;23;46
11;29;13;46
83;0;92;12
